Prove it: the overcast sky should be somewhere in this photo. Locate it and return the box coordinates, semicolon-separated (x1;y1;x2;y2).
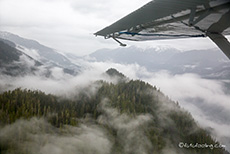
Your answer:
0;0;227;56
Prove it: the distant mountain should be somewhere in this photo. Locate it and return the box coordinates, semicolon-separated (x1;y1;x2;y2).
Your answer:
165;49;230;79
89;46;230;79
90;46;180;71
0;39;43;76
0;31;80;75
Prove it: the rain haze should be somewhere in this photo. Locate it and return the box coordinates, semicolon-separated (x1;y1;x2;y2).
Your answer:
0;0;230;153
0;0;224;56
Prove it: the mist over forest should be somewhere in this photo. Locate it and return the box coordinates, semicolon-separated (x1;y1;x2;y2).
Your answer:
0;32;230;153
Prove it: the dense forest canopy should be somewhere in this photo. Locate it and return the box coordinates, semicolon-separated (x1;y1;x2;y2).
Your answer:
0;68;228;154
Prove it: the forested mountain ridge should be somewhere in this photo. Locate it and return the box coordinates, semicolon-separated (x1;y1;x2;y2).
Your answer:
0;38;77;77
0;31;80;76
0;69;228;154
0;39;43;76
0;31;74;68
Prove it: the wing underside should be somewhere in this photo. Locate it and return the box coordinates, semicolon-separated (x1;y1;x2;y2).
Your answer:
95;0;230;59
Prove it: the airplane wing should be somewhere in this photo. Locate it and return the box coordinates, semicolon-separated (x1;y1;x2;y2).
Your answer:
95;0;230;59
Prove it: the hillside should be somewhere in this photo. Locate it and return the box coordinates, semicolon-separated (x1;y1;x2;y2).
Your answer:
0;69;228;154
0;39;42;76
0;31;80;75
0;38;78;77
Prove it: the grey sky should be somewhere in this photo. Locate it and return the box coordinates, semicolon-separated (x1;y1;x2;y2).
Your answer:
0;0;227;56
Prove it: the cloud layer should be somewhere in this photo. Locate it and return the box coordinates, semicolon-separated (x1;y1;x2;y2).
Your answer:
0;0;150;55
0;0;222;56
0;99;154;154
0;117;112;154
0;58;230;151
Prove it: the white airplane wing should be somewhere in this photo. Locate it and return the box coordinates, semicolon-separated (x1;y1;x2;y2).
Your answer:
95;0;230;59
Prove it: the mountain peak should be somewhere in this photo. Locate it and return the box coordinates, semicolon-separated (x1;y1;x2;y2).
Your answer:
105;68;128;83
106;68;125;78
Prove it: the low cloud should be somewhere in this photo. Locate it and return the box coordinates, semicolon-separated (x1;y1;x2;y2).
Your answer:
0;117;112;154
1;59;230;151
98;99;153;154
137;71;230;151
80;61;230;151
0;60;143;96
0;100;153;154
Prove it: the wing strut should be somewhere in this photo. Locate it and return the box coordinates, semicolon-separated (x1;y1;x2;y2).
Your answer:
112;37;127;47
207;9;230;59
207;33;230;59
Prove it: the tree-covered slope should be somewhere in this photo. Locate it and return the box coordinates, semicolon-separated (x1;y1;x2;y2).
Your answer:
0;69;228;154
0;39;43;76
